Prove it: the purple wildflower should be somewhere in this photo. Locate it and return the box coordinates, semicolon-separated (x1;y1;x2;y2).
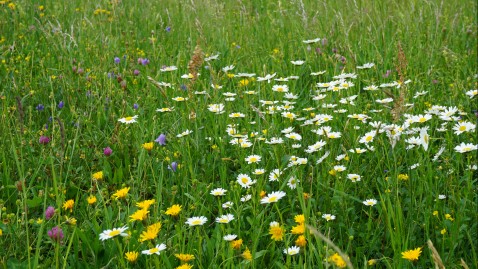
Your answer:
165;26;171;32
36;104;44;111
103;147;113;156
39;136;50;145
141;58;150;65
58;101;64;109
48;226;64;243
45;206;55;220
133;69;140;76
169;162;178;172
114;57;120;64
155;134;166;146
133;103;139;110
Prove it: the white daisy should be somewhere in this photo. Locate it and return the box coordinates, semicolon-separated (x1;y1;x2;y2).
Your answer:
215;214;234;224
260;191;286;204
99;226;129;241
141;243;166;255
185;216;208;226
118;115;138;124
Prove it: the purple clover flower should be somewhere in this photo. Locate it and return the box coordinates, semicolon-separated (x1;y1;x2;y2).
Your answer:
133;69;140;76
39;136;50;145
48;226;64;243
103;147;113;156
45;206;55;220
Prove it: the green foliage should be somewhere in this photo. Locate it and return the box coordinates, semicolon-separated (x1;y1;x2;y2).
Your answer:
0;0;477;268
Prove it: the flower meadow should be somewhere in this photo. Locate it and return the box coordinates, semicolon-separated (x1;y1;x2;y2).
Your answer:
0;0;477;268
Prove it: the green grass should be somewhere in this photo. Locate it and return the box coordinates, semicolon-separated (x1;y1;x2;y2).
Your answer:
0;0;477;268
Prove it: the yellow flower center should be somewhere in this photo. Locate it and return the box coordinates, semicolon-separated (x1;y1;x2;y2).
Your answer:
149;248;159;254
125;117;133;121
109;230;121;237
269;197;277;202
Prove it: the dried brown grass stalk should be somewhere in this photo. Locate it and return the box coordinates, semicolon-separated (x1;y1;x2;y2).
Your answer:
187;43;204;90
427;240;445;269
389;42;408;122
460;259;470;269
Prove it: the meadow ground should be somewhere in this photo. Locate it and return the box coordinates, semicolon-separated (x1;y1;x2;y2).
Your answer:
0;0;477;268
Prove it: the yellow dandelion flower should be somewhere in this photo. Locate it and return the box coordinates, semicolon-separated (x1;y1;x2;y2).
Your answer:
129;209;149;222
294;214;305;224
242;247;252;261
175;264;193;269
87;195;97;205
65;216;77;225
230;239;243;250
165;204;182;216
401;247;422;262
92;171;103;181
433;210;438;216
125;251;139;263
260;190;267;198
268;222;284;241
62;199;74;212
398;174;409;181
445;214;454;221
295;235;307;247
142;142;154;151
239;79;250;87
328;253;347;268
291;223;305;235
0;228;2;236
136;199;155;210
112;187;130;199
139;222;161;242
303;192;311;200
175;253;195;262
440;228;446;235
